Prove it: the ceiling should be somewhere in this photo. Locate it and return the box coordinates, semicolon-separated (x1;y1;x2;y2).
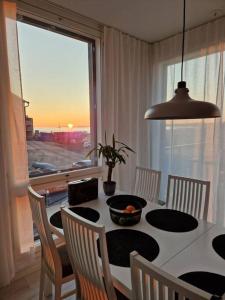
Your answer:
49;0;225;42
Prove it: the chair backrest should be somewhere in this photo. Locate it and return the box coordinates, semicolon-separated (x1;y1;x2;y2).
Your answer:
166;175;210;220
130;251;213;300
28;185;62;281
61;207;117;300
134;167;161;203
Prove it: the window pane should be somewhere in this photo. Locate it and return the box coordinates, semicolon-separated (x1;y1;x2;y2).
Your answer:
154;51;224;202
165;52;220;177
17;20;97;177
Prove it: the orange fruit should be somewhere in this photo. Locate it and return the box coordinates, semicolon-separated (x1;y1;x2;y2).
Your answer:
126;205;136;212
123;209;131;214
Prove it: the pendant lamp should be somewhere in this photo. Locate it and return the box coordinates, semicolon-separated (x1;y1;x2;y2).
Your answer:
144;0;221;120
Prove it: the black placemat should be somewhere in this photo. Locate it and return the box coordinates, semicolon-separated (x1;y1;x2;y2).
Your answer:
179;271;225;297
98;229;159;267
212;234;225;260
145;209;198;232
50;207;100;229
106;194;147;208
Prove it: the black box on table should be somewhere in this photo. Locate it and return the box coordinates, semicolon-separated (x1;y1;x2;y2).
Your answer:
68;178;98;205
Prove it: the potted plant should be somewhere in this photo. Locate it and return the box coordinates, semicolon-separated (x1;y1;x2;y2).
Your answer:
87;133;135;196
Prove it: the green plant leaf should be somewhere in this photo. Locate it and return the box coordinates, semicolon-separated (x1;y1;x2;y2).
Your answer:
86;134;134;166
112;134;115;149
119;148;129;157
105;131;107;145
115;140;135;153
85;148;96;158
98;147;102;158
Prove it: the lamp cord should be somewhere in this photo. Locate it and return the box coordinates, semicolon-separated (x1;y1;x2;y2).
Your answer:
181;0;186;82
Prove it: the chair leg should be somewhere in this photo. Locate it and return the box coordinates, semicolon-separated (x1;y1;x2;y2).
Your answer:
44;274;52;297
54;283;61;300
39;265;45;300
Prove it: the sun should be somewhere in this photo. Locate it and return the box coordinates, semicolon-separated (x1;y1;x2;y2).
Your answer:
67;123;74;129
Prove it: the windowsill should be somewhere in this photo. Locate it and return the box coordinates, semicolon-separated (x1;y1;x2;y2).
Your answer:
30;166;104;190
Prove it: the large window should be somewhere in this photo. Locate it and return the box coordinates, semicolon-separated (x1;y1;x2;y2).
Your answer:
152;51;225;202
17;17;97;179
165;53;221;177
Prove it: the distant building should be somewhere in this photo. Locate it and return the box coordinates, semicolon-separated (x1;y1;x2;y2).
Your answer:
34;130;40;140
39;131;54;142
25;116;33;140
23;100;34;140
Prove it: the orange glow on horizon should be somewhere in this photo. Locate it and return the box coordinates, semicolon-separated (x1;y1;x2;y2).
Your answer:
27;106;90;128
32;118;90;128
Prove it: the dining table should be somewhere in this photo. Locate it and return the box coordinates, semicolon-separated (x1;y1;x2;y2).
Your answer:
47;190;224;299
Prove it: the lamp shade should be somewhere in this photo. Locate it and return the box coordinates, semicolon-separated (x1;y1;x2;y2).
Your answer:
145;81;221;120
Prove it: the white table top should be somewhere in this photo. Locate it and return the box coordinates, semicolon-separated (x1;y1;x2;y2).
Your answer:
162;224;225;278
47;191;215;298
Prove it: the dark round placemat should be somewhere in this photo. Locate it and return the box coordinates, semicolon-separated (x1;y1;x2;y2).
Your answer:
98;229;159;267
106;194;147;208
212;234;225;261
50;207;100;229
179;271;225;297
146;209;198;232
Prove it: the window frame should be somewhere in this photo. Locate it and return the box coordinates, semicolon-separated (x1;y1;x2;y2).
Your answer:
17;13;103;189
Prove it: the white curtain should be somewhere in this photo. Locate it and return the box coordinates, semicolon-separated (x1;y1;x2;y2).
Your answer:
150;17;225;224
102;27;152;192
103;18;225;225
0;0;34;287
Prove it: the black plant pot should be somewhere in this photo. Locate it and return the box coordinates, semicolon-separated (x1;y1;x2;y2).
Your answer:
103;181;116;196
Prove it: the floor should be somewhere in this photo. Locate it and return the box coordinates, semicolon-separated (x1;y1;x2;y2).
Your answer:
0;270;76;300
0;248;76;300
0;269;41;300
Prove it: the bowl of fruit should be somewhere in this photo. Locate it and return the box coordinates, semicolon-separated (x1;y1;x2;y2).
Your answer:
109;197;143;226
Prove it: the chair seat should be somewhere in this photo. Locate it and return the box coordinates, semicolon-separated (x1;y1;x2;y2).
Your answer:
115;288;129;300
57;245;73;277
57;245;128;299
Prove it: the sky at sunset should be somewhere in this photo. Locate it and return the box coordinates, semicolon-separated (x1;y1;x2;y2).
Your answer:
17;21;90;129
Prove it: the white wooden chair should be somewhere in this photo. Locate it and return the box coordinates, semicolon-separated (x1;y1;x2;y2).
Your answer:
166;175;210;220
130;251;217;300
28;185;76;300
134;167;161;203
61;207;127;300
